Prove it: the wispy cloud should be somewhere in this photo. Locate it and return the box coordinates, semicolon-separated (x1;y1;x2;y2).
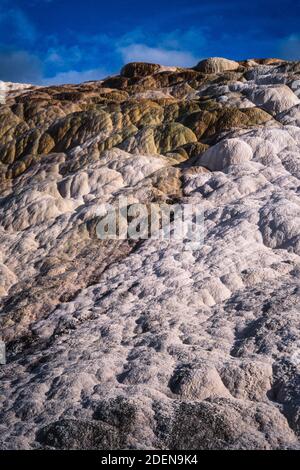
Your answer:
42;67;109;85
117;28;205;67
45;45;83;67
0;50;42;83
279;34;300;60
119;44;197;67
0;7;37;44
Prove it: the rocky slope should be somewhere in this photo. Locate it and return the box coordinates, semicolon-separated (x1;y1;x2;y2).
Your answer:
0;57;300;450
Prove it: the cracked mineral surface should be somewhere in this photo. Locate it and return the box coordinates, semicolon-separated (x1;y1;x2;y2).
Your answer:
0;57;300;449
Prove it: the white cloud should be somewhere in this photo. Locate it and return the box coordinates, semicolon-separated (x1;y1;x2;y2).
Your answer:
0;7;37;44
0;50;42;83
279;35;300;60
119;43;197;67
42;67;109;85
45;45;83;66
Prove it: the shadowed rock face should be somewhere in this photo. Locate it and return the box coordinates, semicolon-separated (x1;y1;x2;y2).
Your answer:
0;57;300;450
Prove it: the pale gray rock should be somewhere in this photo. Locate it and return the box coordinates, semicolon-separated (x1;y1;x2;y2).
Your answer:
245;84;300;116
195;57;240;74
197;138;253;171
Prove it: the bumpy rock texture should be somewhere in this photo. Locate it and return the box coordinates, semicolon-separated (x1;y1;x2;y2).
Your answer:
1;57;300;450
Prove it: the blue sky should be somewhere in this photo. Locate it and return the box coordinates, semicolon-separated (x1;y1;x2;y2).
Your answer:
0;0;299;84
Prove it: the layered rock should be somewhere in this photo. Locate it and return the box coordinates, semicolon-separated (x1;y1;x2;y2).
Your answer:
0;57;300;450
195;57;240;73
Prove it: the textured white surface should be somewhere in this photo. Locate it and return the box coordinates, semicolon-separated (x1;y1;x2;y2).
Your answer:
0;60;300;450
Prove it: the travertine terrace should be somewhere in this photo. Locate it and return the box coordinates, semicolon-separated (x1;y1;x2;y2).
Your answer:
0;57;300;449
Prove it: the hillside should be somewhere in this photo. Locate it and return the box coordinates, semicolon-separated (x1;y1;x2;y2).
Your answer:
0;57;300;449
